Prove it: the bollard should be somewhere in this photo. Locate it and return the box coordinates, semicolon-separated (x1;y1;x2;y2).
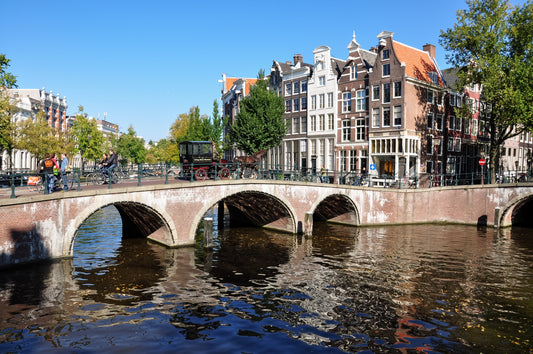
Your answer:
203;217;214;248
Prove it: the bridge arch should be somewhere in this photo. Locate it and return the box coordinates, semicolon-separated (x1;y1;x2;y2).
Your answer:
312;193;359;226
67;199;177;256
193;188;297;237
499;192;533;228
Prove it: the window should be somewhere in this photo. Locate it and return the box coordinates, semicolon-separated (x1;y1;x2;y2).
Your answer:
286;118;291;134
319;76;325;86
465;119;471;135
351;65;358;80
311;95;316;110
372;85;380;100
393;105;402;126
319;114;325;131
429;72;438;85
383;107;391;126
393;81;401;97
356;90;366;111
342;120;351;141
301;117;307;133
293;98;299;112
436;114;443;131
455;138;461;152
341;150;347;171
342;92;352;112
356;118;366;141
448;138;454;151
310;115;316;131
285;83;292;96
372;108;380;128
383;63;390;77
427;112;434;129
293;117;299;134
294;82;300;94
383;83;391;103
450;94;456;106
350;150;357;171
427;90;434;104
456;116;462;132
427;135;433;155
301;80;307;92
449;115;455;130
319;94;325;109
301;97;307;110
472;119;478;136
285;100;291;112
327;92;333;108
382;49;390;60
328;114;334;130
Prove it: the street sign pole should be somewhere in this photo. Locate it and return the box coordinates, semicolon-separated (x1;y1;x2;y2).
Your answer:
479;158;486;185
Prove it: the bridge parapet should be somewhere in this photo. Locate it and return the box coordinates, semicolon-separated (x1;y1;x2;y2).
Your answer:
0;181;532;268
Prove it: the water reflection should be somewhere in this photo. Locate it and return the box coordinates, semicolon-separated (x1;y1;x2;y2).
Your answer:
0;206;531;353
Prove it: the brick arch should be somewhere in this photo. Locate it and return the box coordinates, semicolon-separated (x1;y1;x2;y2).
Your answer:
499;192;533;228
312;193;359;226
191;188;297;241
66;199;177;256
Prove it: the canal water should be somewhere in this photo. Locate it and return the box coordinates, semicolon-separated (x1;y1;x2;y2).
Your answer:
0;206;531;353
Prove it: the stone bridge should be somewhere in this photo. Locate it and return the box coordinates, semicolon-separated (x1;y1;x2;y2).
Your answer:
0;180;532;268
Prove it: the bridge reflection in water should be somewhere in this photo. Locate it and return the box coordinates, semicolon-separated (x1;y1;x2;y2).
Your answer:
0;205;531;353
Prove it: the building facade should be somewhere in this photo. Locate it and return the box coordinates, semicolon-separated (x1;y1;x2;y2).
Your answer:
5;88;68;170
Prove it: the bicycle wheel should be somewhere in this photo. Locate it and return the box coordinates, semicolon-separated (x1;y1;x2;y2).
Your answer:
219;168;230;180
91;173;104;185
111;172;120;184
68;174;75;190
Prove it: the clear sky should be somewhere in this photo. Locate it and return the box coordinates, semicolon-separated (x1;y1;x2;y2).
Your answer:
0;0;520;142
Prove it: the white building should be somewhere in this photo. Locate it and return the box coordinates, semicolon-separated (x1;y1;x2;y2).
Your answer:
306;46;345;171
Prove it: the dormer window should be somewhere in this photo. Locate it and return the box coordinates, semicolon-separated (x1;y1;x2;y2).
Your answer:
429;71;439;85
382;49;390;60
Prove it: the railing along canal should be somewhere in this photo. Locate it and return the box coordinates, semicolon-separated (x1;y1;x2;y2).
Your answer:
1;162;531;199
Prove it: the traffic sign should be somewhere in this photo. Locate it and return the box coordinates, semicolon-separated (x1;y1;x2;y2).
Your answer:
479;158;486;166
370;164;376;170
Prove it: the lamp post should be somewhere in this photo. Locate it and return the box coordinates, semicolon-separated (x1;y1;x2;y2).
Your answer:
433;137;441;186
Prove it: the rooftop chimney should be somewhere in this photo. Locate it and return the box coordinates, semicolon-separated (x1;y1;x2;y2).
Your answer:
293;54;303;65
423;43;436;59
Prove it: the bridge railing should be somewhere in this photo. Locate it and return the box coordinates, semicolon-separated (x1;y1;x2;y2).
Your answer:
1;163;531;198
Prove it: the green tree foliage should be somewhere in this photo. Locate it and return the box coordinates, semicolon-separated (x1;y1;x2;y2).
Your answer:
439;0;533;181
15;111;72;162
228;70;286;155
0;54;18;166
116;126;147;164
147;138;179;164
70;107;104;169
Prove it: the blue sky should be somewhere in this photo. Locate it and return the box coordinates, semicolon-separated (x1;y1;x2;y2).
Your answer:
0;0;518;142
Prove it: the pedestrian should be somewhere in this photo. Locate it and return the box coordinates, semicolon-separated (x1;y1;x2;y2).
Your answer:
103;149;118;184
39;153;55;193
60;152;69;191
320;165;328;183
51;153;61;191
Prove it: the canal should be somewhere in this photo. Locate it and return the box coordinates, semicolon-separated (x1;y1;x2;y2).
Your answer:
0;206;531;353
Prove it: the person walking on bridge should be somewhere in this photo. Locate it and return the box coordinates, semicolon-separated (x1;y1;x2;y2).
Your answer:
39;153;55;193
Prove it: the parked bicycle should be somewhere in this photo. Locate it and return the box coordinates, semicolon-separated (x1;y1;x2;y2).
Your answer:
27;172;75;192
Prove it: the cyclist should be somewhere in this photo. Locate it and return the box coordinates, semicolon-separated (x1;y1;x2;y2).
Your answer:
103;149;118;184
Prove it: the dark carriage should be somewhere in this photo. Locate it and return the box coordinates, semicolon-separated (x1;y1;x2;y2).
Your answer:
179;141;230;180
179;141;266;180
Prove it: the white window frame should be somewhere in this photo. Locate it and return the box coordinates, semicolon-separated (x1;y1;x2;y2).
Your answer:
356;90;366;111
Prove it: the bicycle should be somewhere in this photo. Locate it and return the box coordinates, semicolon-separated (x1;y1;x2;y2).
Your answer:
87;168;120;185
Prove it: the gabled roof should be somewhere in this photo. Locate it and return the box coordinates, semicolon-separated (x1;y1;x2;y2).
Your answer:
331;57;346;79
392;41;445;87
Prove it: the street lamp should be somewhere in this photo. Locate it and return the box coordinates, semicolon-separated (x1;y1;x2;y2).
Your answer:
433;137;441;186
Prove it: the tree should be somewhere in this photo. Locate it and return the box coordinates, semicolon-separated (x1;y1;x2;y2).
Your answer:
70;107;104;171
228;70;286;155
205;99;228;157
16;111;75;162
0;54;18;169
439;0;533;182
147;138;179;164
116;126;147;164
